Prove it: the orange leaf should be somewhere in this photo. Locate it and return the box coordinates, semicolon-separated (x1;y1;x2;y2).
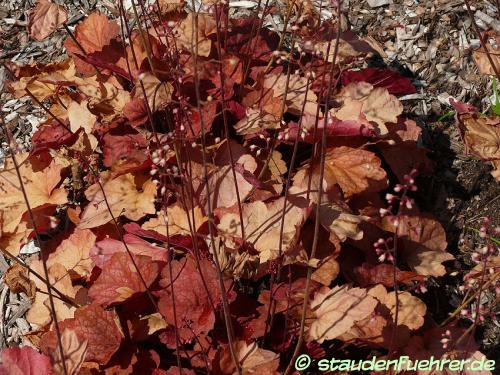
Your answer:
292;146;387;199
0;153;67;234
28;0;67;41
47;228;96;279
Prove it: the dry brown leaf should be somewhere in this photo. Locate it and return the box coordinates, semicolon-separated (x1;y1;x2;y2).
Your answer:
10;60;78;101
311;256;339;286
205;154;258;209
261;73;318;117
472;43;500;76
308;285;378;343
79;173;156;229
318;201;365;241
459;114;500;180
77;76;131;121
158;0;185;14
369;285;426;331
234;108;280;135
28;0;67;41
4;263;36;299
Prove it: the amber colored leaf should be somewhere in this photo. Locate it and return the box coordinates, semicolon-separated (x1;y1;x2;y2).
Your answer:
137;73;174;112
337;284;424;348
40;303;123;365
88;252;159;306
381;215;454;277
0;154;67;234
8;60;77;101
459;114;500;160
101;124;148;168
77;76;131;121
78;173;156;229
217;341;279;375
28;0;67;41
47;228;96;279
264;73;318;117
123;98;149;127
67;100;96;134
383;290;426;331
26;262;77;326
165;367;195;375
206;154;258;209
69;12;119;54
308;286;377;343
52;328;87;375
331;82;402;136
174;13;217;57
0;347;54;375
318;200;365;241
158;0;185;15
142;204;207;237
217;198;306;263
158;255;220;340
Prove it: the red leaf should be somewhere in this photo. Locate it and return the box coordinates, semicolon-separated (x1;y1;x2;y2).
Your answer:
101;124;148;168
30;121;79;156
352;263;424;287
450;98;478;114
90;234;168;268
88;252;159;306
123;98;149;127
40;303;123;365
341;67;416;96
0;347;54;375
157;255;221;341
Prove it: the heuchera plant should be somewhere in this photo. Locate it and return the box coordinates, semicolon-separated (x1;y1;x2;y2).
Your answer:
0;0;497;374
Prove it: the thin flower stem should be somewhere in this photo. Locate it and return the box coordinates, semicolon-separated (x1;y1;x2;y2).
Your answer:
189;8;241;373
284;2;343;373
